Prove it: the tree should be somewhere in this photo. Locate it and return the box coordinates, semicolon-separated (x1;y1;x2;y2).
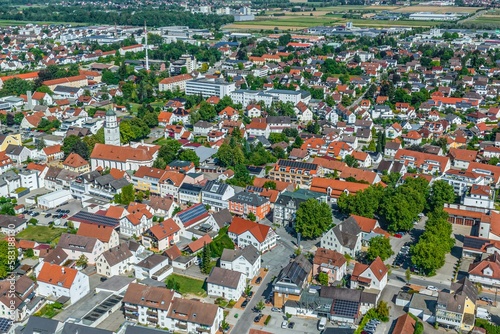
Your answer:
375;301;390;322
35;138;46;150
178;150;200;167
62;135;89;159
0;240;17;278
318;272;329;286
428;180;455;211
367;236;394;261
247;212;256;222
405;268;412;283
343;155;359;168
198;101;217;121
262;181;276;190
295;199;333;239
76;255;88;269
256;299;265;311
201;242;211;274
114;184;135;205
1;78;33;97
156;139;181;166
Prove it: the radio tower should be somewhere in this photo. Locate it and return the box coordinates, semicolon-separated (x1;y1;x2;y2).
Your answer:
144;21;149;71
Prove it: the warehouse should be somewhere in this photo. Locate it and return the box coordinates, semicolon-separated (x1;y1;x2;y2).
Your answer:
409;12;460;21
37;189;72;209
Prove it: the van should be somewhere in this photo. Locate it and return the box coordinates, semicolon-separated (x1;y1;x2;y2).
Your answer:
318;317;327;330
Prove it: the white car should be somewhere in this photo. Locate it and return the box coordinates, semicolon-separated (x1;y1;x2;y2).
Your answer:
281;321;288;329
427;285;438;291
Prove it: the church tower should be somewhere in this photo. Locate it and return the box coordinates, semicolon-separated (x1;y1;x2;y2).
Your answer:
104;109;120;146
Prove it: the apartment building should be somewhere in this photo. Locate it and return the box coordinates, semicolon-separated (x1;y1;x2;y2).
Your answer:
158;74;193;92
185;78;235;98
269;159;319;187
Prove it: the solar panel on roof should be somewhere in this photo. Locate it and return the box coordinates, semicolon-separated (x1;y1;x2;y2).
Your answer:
0;318;12;333
278;159;318;170
463;236;489;250
332;300;359;318
71;211;120;227
178;204;207;224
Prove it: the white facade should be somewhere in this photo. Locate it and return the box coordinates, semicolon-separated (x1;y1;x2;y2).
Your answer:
36;264;90;304
185;78;235;98
320;228;361;258
104;110;121;146
220;250;261;280
207;269;246;301
37;189;72;209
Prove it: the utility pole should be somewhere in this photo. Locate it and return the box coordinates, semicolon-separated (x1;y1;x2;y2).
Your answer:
144;20;149;71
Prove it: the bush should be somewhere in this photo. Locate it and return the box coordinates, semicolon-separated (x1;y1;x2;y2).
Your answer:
264;315;271;325
414;321;424;334
475;319;500;334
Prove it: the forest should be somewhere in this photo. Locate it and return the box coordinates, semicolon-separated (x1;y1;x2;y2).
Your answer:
0;5;234;29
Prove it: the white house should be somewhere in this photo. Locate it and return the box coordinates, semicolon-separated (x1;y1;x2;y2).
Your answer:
220;245;261;280
57;233;105;264
201;180;235;212
463;185;495;209
133;254;172;281
350;257;388;291
320;218;362;258
36;263;90;304
206;267;246;301
96;243;135;277
227;217;278;253
385;123;403;139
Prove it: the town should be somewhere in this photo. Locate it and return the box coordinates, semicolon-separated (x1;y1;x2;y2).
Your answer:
0;2;500;334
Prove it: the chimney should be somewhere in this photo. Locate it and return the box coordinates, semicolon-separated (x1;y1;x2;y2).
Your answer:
61;267;65;274
27;91;33;110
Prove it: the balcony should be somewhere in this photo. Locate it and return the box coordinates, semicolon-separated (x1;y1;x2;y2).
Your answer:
124;305;138;312
147;316;158;323
196;326;211;332
147;309;158;316
124;311;138;319
176;322;188;329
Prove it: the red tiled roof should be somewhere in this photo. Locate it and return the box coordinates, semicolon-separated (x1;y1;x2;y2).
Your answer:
37;263;78;289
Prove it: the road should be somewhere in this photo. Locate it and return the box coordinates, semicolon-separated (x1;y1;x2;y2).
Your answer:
231;239;295;333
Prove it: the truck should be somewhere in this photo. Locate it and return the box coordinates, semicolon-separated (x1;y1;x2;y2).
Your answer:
476;307;491;321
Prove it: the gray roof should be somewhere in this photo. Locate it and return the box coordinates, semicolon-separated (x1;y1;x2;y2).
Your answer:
194;146;217;163
277;254;312;288
57;233;98;253
61;323;113;334
53;85;81;93
207;267;242;289
124;326;172;334
220;244;260;265
210;209;233;228
409;293;437;314
437;291;466;314
101;243;133;267
229;191;268;206
451;277;478;303
202;180;229;195
332;218;362;250
0;214;26;229
20;316;60;334
5;144;26;156
136;254;168;269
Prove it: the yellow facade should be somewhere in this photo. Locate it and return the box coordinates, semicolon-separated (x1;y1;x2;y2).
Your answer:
0;133;22;151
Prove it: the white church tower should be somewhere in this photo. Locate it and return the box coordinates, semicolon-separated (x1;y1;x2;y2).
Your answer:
104;109;120;146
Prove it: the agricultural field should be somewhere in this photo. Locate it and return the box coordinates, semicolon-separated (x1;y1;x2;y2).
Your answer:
0;20;88;27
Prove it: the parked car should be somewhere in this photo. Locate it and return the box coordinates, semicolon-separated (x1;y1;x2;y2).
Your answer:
32;212;39;217
288;322;295;329
100;277;107;282
281;321;288;329
256;277;262;284
241;300;248;308
480;297;493;303
394;233;402;238
427;286;438;291
253;314;263;323
271;307;281;312
44;213;51;218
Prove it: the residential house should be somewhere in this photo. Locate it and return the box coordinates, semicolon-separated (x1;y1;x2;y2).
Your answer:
142;219;181;252
384;141;401;158
62;152;90;173
57;233;104;264
202;180;235;212
468;252;500;288
96;242;134;277
228;217;277;253
386;123;403;139
228;192;270;220
273;255;312;308
350;257;388;291
273;189;325;227
166;298;224;334
320;218;362;258
449;148;478;169
269;159;319;188
463;185;495;209
76;222;120;251
220;245;261;280
134;254;172;281
395;149;450;175
313;248;347;284
36;263;90;304
207;267;246;300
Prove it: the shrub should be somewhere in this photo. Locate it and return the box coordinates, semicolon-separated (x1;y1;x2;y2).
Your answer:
264;315;271;325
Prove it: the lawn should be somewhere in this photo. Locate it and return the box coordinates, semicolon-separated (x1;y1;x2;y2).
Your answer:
166;274;206;297
0;20;88;27
16;226;65;244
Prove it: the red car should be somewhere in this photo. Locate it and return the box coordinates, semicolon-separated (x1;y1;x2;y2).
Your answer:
394;233;402;238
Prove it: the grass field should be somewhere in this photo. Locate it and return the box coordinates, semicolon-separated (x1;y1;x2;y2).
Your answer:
166;274;207;297
392;6;481;13
16;226;65;244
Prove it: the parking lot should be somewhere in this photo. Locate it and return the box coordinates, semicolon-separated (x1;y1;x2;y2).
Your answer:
20;200;83;226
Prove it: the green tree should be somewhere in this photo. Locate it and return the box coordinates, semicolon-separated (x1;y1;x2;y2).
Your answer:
405;268;412;283
114;184;135;205
62;135;89;159
428;180;455;211
375;301;390;322
343;155;359;168
198;101;217;121
295;199;333;239
156;139;181;166
247;212;256;221
1;78;33;97
262;181;276;190
0;240;17;278
179;150;200;167
75;255;88;268
318;272;329;286
367;236;394;261
201;242;211;274
256;299;265;311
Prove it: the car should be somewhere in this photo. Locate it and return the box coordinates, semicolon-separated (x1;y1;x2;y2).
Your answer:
241;300;248;308
394;233;402;238
418;213;424;217
364;325;376;330
62;214;68;219
362;330;374;334
247;291;254;298
256;277;262;284
253;314;263;323
44;213;51;218
271;307;281;312
276;235;281;240
288;322;295;329
32;212;39;217
480;297;493;303
64;210;70;214
427;286;438;291
370;320;381;324
281;321;288;329
100;277;107;282
56;209;61;213
194;258;200;266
